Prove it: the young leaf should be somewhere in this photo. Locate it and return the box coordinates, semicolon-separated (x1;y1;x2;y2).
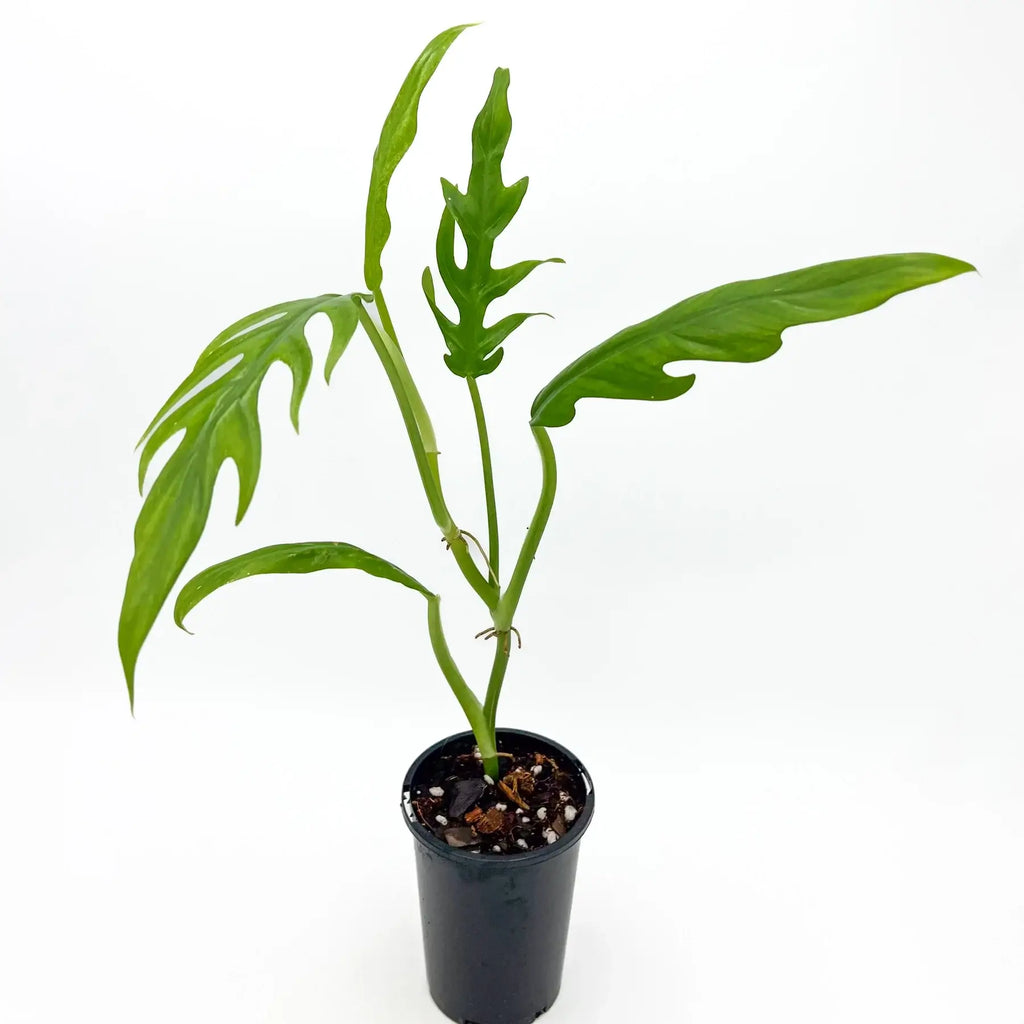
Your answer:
423;68;563;378
530;253;975;428
174;542;433;630
119;294;363;706
364;23;475;292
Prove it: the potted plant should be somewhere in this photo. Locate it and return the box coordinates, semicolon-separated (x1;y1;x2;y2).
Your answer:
117;23;974;1024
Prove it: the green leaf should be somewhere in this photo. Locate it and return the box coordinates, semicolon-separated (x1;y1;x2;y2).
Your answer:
174;542;433;630
324;299;360;384
364;23;475;292
119;294;363;707
530;253;975;428
424;68;563;378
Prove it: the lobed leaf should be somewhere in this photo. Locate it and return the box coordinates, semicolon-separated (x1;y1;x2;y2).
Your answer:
364;23;475;292
424;68;563;378
174;541;433;630
530;253;975;428
119;294;364;706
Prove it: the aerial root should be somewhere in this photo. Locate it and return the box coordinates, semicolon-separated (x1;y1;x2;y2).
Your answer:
441;530;498;584
474;625;522;655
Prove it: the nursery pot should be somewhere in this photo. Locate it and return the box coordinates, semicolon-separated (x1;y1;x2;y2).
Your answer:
401;728;595;1024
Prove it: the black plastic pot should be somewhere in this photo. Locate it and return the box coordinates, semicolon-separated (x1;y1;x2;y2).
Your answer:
401;728;595;1024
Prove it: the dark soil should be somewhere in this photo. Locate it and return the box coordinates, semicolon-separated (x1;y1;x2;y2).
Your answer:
409;735;587;855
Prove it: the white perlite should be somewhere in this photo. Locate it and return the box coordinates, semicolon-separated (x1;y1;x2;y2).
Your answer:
492;845;502;853
521;816;530;823
495;803;507;812
483;775;495;786
516;838;529;849
435;815;448;826
531;764;543;776
543;829;558;845
563;805;577;822
428;786;444;797
536;807;547;820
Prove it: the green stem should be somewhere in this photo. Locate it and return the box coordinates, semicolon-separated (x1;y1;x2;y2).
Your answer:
482;426;558;728
467;377;499;584
355;299;497;611
427;595;498;778
482;643;510;734
371;289;399;348
493;425;558;631
448;533;497;611
356;300;448;527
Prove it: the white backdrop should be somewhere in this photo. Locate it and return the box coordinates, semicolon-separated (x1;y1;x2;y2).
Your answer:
2;1;1022;1021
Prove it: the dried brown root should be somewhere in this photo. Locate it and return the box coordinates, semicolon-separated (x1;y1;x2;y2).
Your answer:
474;625;522;654
497;779;530;811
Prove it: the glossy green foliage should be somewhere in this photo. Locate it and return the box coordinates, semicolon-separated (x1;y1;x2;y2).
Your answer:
118;295;362;705
174;542;432;630
364;24;474;292
531;253;975;428
117;23;976;769
422;68;563;378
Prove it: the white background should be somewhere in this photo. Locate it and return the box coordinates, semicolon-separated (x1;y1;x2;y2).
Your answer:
2;1;1022;1021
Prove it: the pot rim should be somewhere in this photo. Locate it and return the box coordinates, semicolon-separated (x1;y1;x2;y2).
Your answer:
401;726;595;865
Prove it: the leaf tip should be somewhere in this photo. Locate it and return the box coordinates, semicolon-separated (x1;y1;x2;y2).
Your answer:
927;253;977;280
122;662;136;716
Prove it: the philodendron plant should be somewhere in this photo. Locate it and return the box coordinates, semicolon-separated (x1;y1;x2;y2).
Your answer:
118;24;973;784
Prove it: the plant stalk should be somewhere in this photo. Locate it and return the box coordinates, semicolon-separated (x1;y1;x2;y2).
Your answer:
481;642;510;734
467;376;499;584
371;289;399;348
482;425;558;728
427;595;498;778
492;425;557;631
355;299;498;610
